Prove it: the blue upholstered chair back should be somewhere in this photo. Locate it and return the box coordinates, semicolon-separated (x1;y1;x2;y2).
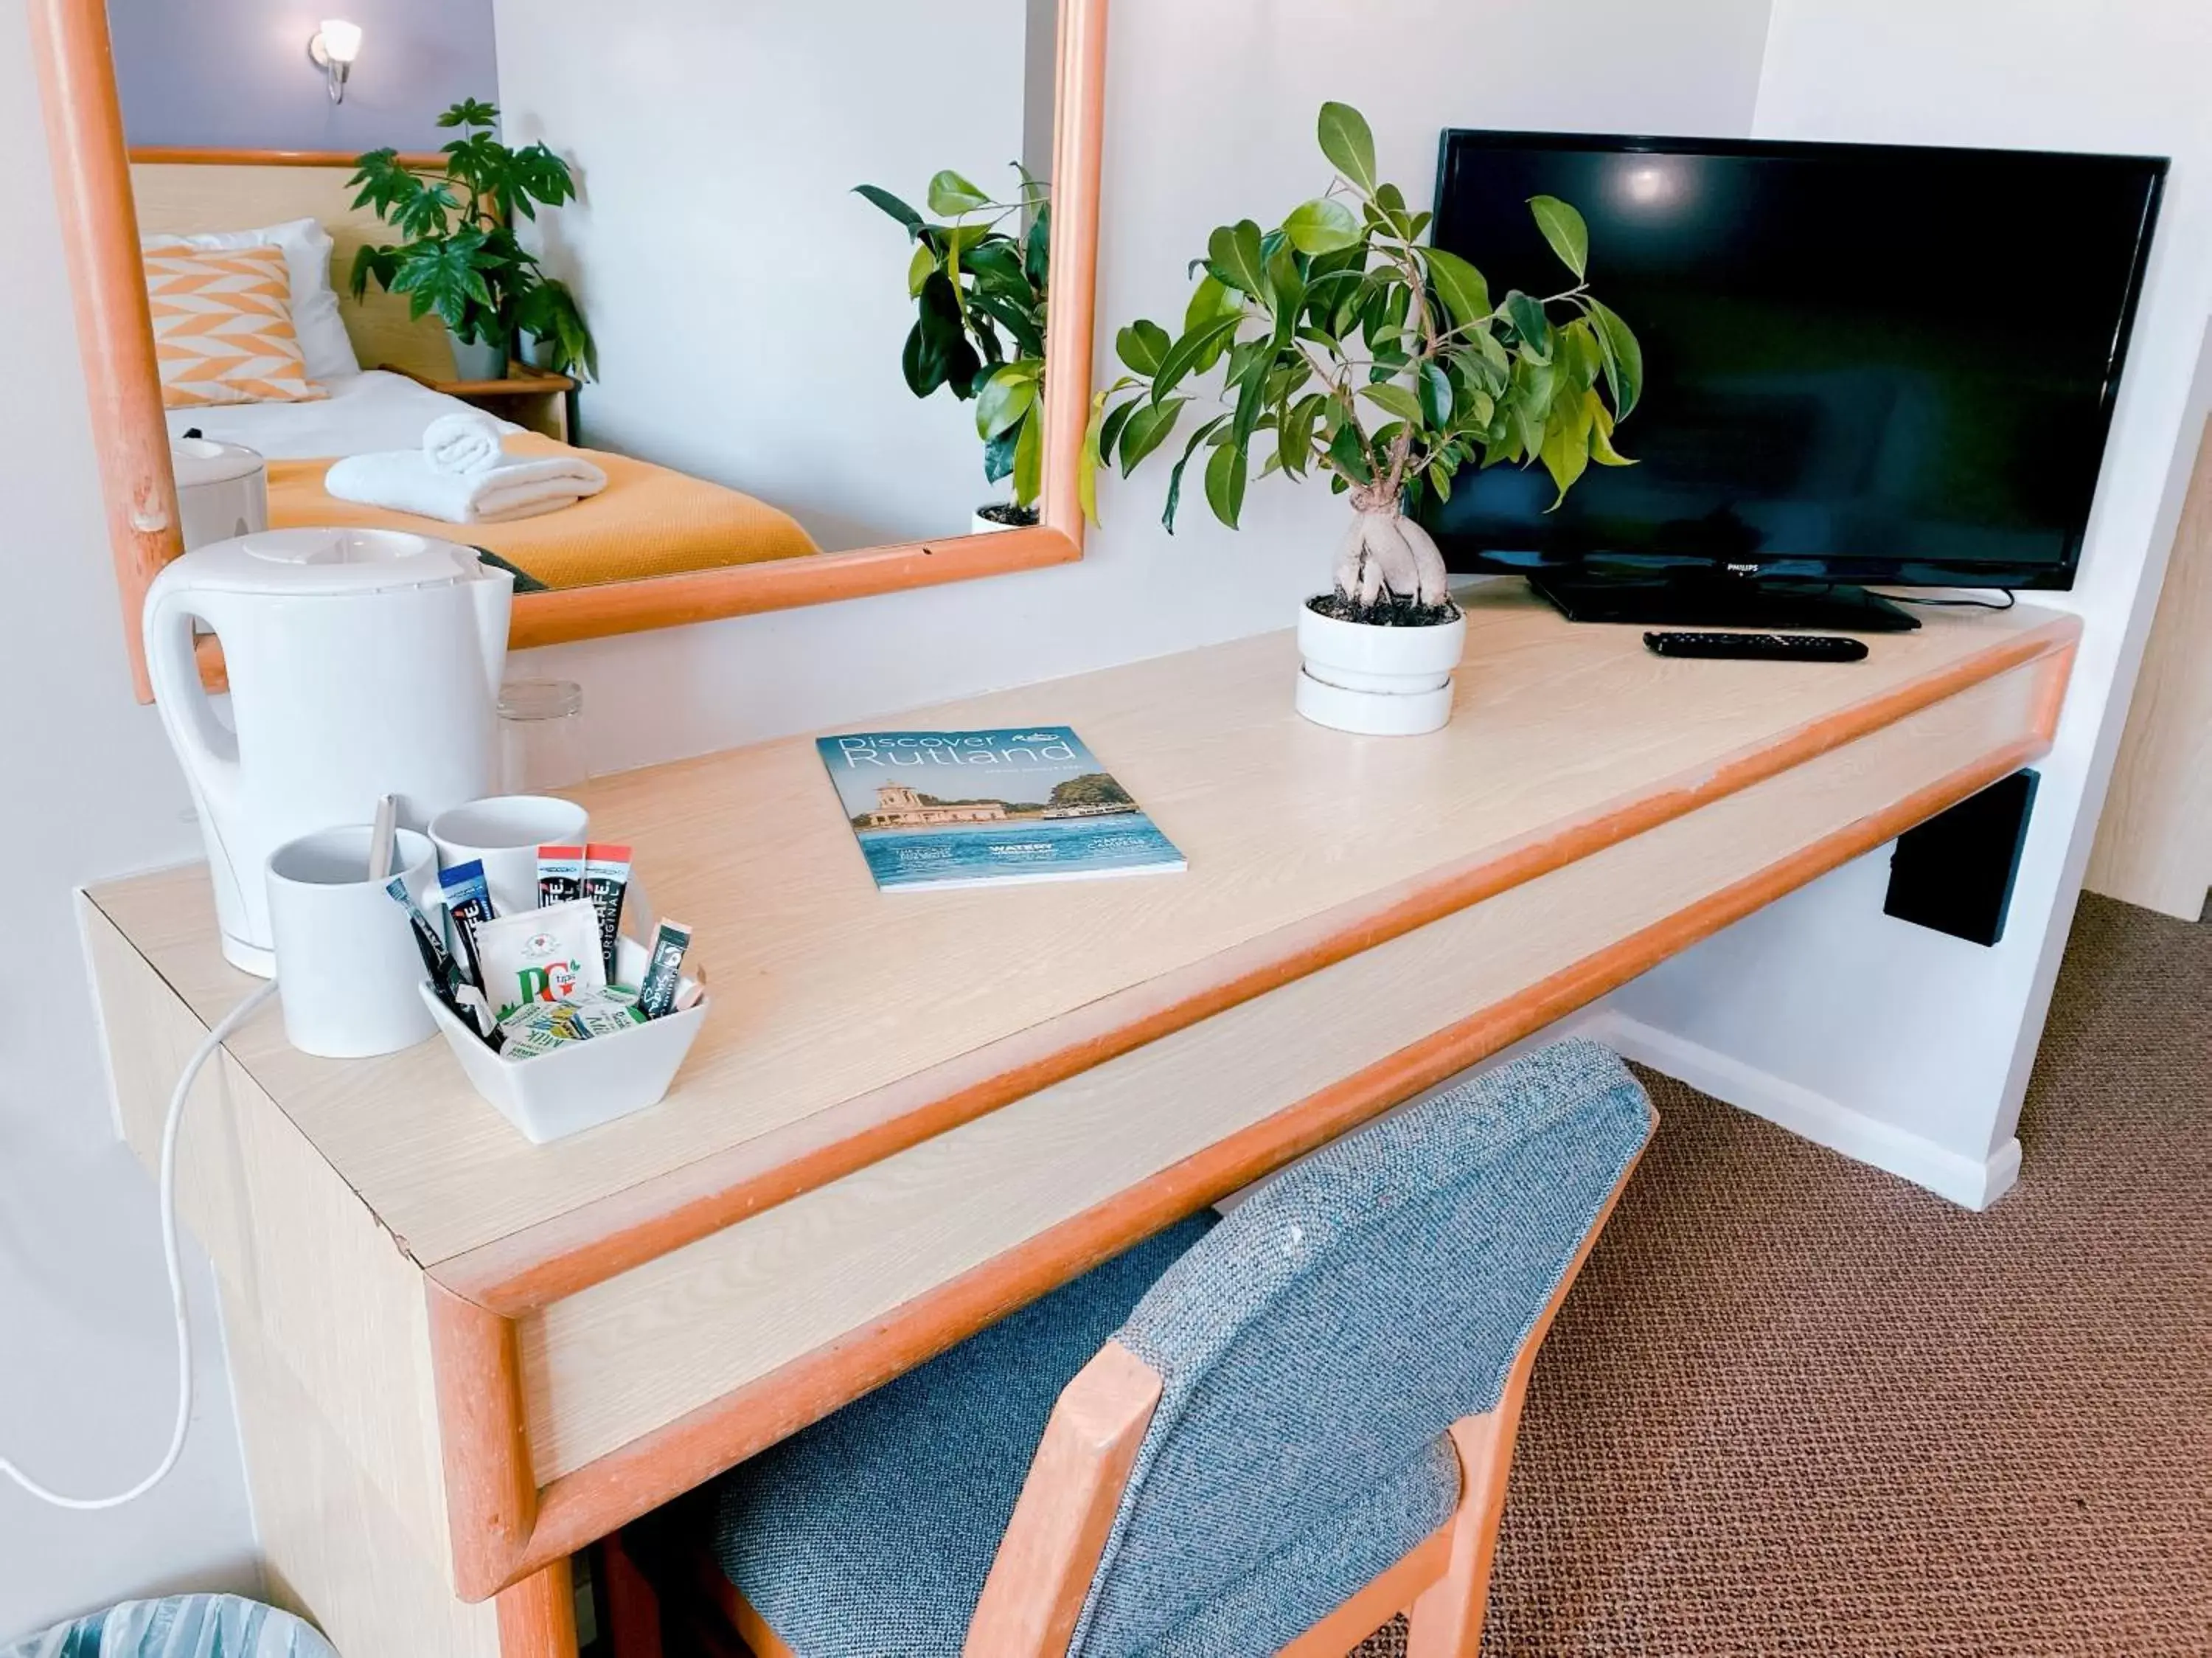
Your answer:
1068;1038;1653;1657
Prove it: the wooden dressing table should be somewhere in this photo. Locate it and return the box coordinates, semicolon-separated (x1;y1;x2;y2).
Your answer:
80;584;2077;1658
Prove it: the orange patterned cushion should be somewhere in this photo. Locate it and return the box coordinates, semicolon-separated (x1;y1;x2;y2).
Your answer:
145;243;328;409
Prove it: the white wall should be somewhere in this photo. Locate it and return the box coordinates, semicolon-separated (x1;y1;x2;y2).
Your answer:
0;3;257;1640
502;0;1778;774
493;0;1034;552
1604;0;2212;1202
8;0;1778;1629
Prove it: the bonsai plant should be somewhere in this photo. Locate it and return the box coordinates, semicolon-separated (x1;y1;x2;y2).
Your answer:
1082;103;1642;733
348;98;597;383
858;167;1050;530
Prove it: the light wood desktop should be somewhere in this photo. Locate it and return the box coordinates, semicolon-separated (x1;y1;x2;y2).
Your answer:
80;583;2077;1658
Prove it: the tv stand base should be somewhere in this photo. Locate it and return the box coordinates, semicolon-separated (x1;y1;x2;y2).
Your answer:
1527;572;1921;633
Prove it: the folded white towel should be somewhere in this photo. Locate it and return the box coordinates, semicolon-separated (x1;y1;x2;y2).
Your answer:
422;411;505;476
325;449;608;525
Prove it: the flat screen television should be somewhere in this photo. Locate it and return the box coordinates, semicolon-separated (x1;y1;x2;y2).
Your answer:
1424;132;2166;630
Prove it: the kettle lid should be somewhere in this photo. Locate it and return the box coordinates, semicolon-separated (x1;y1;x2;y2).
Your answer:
170;436;265;488
173;527;486;596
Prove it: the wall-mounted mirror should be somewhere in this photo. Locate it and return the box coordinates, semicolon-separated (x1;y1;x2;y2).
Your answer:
33;0;1107;697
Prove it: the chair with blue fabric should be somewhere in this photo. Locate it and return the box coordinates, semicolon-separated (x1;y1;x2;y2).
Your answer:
712;1036;1655;1658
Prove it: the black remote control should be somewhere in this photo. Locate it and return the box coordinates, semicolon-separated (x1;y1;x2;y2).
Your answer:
1644;630;1869;663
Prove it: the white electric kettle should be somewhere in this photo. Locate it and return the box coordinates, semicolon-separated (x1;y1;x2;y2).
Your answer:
144;527;515;975
170;436;268;549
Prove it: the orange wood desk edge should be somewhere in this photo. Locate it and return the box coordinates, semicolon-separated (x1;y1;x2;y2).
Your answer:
380;623;2077;1601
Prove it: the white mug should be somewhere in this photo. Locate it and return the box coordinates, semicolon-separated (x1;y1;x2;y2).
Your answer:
428;794;590;918
266;825;441;1058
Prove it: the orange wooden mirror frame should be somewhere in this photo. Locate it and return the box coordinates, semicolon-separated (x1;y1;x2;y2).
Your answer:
31;0;1110;703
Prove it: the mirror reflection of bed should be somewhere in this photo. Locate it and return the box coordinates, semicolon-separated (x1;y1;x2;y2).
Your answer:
129;0;1059;594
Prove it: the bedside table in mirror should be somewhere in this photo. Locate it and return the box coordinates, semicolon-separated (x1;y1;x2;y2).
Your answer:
383;363;577;442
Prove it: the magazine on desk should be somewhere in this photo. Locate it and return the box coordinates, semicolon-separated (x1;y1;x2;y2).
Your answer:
815;726;1187;892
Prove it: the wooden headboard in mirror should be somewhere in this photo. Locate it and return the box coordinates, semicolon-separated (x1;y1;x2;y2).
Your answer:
130;153;461;384
32;0;1108;700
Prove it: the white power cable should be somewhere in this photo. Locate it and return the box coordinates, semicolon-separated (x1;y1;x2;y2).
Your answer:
1;978;279;1510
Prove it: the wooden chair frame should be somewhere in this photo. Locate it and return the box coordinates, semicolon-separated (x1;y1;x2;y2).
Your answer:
28;0;1111;701
716;1116;1651;1658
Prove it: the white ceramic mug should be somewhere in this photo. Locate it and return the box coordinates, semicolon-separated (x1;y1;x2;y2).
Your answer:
266;825;441;1058
428;794;591;918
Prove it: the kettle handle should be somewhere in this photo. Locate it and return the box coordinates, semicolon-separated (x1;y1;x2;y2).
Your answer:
142;580;242;822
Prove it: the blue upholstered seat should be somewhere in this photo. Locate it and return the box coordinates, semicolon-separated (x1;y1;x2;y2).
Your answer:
717;1038;1653;1658
717;1215;1220;1658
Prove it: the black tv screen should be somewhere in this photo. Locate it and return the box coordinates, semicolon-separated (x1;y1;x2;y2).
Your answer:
1424;133;2165;589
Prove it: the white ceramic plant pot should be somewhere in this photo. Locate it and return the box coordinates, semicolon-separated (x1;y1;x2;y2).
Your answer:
972;505;1043;535
1294;598;1467;735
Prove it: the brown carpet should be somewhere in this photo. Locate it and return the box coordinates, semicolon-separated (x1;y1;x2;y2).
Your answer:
1350;892;2212;1657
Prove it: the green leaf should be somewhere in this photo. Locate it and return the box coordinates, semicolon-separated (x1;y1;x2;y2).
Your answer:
1360;382;1425;426
1096;395;1140;466
1587;391;1635;466
1162;414;1231;532
386;229;495;331
438;97;499;130
1505;291;1553;364
1206;220;1269;295
1585;298;1644;419
926;170;992;216
1326;410;1374;483
1117;319;1172;377
1279;392;1327;478
1264;242;1305;330
1540;412;1590;507
389;178;460;242
1419;361;1454;428
1528;195;1589;280
961;240;1032;299
1079;395;1110;525
1026;208;1051;289
854;184;924;233
984;425;1018;485
512;274;597;378
975;364;1039;439
904;268;981;398
1416;246;1491;331
506;143;577;215
347;242;397;302
1148;315;1242;406
1559;317;1601;393
1317;102;1378;198
1371;181;1415;240
1231;350;1272;451
970;291;1045;358
1185;273;1245;336
1204;438;1250;528
1118;396;1192;476
1012;403;1043;507
1284;197;1360;255
907;243;937;298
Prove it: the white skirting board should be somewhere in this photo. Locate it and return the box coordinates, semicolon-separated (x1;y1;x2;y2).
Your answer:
1568;1009;2023;1211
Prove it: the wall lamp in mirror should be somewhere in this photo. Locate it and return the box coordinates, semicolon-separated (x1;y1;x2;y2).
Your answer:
307;19;363;104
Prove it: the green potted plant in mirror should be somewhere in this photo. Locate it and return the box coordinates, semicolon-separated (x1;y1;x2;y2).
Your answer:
858;166;1049;534
1082;103;1642;735
348;98;597;384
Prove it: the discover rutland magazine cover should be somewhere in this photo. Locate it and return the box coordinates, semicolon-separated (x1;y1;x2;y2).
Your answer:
815;726;1186;892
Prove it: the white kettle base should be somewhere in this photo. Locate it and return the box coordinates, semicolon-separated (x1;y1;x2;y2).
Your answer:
221;933;278;979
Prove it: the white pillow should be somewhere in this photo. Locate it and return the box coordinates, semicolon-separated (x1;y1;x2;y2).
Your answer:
142;217;361;382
